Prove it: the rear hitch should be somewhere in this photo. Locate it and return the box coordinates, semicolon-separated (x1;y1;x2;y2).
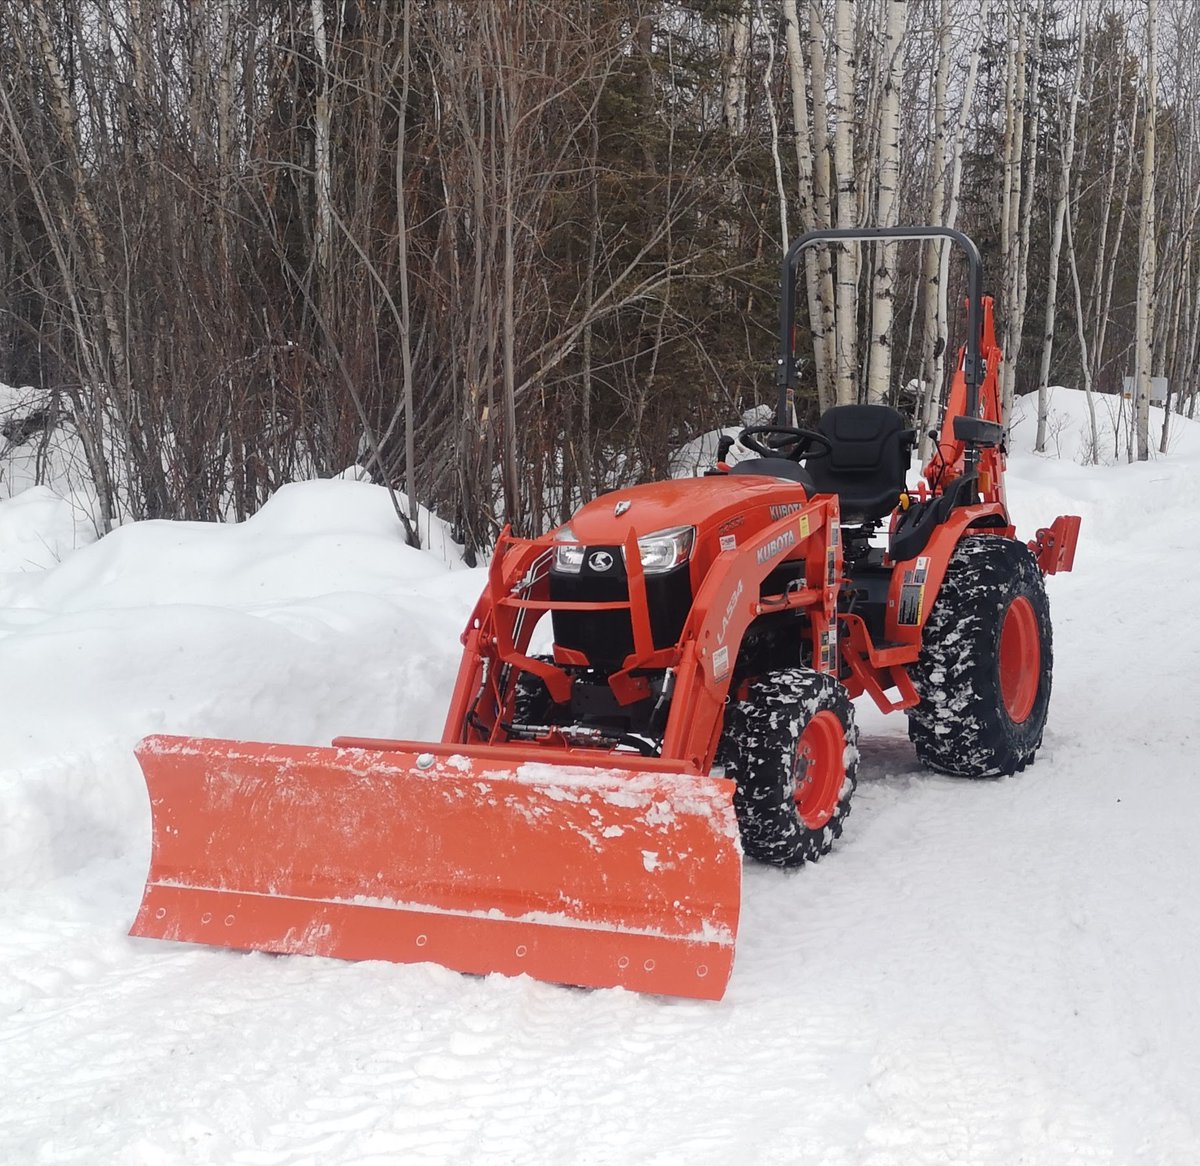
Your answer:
1029;515;1081;574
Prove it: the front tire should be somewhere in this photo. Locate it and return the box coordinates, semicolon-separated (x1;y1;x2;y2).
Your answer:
722;669;859;867
908;534;1053;778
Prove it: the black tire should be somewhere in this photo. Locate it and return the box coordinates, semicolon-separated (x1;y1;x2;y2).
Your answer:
908;534;1053;778
722;669;859;867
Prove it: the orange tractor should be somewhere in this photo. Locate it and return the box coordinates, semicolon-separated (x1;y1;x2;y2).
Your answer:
132;228;1080;1000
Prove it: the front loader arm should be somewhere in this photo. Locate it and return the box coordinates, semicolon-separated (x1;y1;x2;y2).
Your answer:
660;496;843;771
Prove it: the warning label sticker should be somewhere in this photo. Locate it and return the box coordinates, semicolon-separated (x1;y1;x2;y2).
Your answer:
712;645;730;681
719;534;738;552
819;628;835;672
798;514;810;539
898;583;924;625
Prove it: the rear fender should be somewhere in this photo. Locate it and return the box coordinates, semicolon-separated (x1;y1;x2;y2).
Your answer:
884;503;1012;647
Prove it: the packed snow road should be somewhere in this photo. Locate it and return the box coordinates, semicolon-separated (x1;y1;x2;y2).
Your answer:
3;390;1199;1164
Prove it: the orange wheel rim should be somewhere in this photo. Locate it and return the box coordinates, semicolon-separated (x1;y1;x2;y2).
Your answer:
999;596;1039;723
793;711;845;830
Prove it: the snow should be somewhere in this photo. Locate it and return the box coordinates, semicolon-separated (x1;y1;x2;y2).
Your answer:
4;387;1200;1163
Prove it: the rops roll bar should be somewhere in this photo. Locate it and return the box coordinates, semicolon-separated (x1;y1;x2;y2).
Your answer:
775;226;985;426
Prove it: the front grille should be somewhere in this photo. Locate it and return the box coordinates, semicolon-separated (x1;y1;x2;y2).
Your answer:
549;550;691;666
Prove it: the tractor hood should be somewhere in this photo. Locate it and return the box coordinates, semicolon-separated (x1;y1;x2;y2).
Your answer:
560;474;810;546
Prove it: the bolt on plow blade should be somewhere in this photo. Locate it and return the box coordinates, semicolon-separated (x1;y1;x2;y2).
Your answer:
130;735;742;1000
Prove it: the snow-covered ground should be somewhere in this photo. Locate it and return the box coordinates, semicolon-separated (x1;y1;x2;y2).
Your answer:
3;387;1200;1164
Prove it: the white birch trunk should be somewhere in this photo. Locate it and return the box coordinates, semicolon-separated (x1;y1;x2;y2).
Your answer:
396;0;417;532
866;0;907;405
809;1;838;403
1000;4;1029;418
761;1;789;249
1009;11;1043;417
1091;100;1138;455
310;0;333;278
784;0;833;409
1064;205;1100;464
832;0;858;404
723;4;752;136
918;0;987;454
1034;13;1084;452
720;2;752;257
917;0;950;432
1135;0;1158;462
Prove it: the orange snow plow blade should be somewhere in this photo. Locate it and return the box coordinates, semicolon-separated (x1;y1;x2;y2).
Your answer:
130;735;742;1000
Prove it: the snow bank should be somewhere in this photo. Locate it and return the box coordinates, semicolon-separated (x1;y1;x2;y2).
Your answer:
1008;383;1200;464
0;484;98;572
0;383;103;559
0;477;484;900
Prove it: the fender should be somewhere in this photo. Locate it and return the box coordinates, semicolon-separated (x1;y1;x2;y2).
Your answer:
885;502;1011;647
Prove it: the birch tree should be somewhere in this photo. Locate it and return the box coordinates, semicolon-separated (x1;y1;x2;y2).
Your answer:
809;1;838;408
724;3;752;136
784;0;834;410
997;4;1026;417
917;0;987;453
866;0;908;405
1135;0;1158;462
831;0;858;404
1034;12;1086;452
1064;205;1101;462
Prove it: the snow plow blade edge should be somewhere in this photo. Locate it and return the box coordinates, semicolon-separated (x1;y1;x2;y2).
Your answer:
130;735;742;1000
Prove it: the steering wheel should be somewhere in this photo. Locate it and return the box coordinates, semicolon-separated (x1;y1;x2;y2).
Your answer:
738;424;833;462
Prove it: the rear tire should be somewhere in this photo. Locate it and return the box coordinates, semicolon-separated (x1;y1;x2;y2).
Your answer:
722;669;859;867
907;534;1053;778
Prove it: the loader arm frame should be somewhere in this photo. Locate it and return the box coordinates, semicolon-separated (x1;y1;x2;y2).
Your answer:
440;497;844;776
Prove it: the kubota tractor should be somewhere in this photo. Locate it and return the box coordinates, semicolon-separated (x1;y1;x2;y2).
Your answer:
131;228;1080;1001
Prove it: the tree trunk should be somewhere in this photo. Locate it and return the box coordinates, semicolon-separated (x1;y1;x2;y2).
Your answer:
831;0;858;405
1064;203;1099;463
784;0;833;410
866;0;907;405
1034;12;1085;452
396;0;419;540
918;0;987;455
1135;0;1158;462
809;0;837;406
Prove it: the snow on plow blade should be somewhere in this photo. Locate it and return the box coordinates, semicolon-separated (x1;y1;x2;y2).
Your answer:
130;735;742;1000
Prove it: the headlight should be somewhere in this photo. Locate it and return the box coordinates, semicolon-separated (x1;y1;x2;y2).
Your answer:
623;525;695;575
553;526;584;573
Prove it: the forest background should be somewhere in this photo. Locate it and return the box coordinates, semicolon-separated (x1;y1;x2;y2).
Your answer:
0;0;1185;559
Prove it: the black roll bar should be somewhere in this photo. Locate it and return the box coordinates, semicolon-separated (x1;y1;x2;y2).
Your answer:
776;226;985;427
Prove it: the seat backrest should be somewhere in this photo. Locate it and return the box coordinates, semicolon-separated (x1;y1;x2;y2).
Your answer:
805;405;913;522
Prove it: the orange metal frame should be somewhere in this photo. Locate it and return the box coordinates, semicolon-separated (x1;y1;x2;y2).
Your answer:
432;496;844;777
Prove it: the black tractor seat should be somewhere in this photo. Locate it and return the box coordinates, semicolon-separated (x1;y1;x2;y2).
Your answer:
804;405;915;523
